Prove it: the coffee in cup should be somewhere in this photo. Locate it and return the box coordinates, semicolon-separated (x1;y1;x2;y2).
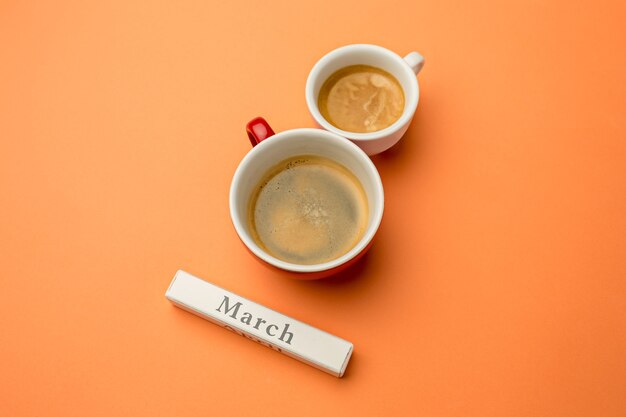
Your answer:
248;155;368;265
230;117;384;279
306;44;424;155
318;65;405;133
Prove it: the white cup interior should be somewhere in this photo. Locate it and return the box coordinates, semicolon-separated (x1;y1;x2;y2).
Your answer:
305;44;419;141
229;128;384;273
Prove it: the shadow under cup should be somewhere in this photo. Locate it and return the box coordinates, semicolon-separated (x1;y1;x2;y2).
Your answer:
229;128;384;279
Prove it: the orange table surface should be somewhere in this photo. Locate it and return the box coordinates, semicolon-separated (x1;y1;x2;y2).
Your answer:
1;1;625;416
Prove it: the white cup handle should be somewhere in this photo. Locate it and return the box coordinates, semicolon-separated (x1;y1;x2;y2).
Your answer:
404;52;425;75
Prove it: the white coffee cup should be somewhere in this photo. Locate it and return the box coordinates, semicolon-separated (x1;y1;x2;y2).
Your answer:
305;44;424;155
229;117;384;279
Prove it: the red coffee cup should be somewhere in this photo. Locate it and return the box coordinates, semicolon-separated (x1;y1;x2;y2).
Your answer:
229;117;384;279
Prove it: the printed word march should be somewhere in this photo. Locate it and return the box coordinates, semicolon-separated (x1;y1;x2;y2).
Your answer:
216;295;294;345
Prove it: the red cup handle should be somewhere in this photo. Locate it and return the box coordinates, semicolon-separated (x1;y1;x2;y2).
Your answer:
246;117;275;147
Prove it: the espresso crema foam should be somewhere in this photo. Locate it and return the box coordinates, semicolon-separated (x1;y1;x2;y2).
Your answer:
249;155;368;265
318;65;405;133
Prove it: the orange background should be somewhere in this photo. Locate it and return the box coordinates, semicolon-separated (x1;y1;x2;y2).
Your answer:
1;1;625;416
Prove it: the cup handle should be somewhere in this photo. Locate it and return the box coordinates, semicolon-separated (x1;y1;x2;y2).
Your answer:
246;117;276;147
404;52;425;75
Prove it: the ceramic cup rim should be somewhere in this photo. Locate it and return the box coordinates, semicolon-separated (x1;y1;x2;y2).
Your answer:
229;128;384;273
